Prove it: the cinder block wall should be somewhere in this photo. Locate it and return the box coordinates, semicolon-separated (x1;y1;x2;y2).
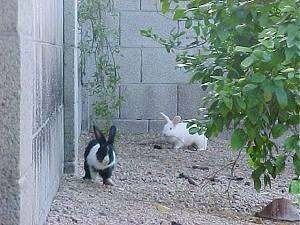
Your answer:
0;1;64;225
82;0;206;134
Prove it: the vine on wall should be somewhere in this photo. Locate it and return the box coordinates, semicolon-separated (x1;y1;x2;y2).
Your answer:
78;0;123;132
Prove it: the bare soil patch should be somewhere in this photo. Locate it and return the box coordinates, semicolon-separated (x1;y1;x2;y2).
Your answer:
46;134;297;225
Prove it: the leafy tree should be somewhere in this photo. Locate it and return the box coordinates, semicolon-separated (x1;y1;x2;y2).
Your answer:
141;0;300;196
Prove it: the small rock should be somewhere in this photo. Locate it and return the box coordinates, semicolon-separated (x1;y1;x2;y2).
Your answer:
233;194;240;199
171;222;183;225
154;144;162;149
256;198;300;222
244;181;251;186
192;165;210;171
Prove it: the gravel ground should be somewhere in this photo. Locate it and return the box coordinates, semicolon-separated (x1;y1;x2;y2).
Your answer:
45;133;298;225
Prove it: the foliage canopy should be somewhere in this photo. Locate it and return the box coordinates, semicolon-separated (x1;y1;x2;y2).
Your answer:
141;0;300;195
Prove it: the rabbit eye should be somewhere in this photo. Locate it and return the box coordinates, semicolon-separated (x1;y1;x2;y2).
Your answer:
169;127;172;130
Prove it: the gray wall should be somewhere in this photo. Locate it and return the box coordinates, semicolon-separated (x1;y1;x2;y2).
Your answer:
63;0;80;174
0;0;64;225
82;0;206;133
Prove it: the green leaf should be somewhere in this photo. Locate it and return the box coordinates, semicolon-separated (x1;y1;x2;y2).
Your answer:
265;160;276;178
236;98;246;110
275;155;286;174
263;90;272;102
247;108;259;124
262;79;276;93
289;180;300;194
260;39;274;49
189;127;200;135
287;115;299;125
185;19;192;29
252;166;265;192
271;124;287;138
281;68;295;73
274;75;286;80
246;92;261;109
252;165;266;179
223;97;233;110
275;88;288;108
140;28;153;37
284;135;300;151
246;126;257;140
251;73;265;83
243;84;257;92
231;128;247;151
235;46;252;53
241;56;255;68
173;9;186;20
161;0;170;14
264;174;271;188
253;178;262;192
293;154;300;176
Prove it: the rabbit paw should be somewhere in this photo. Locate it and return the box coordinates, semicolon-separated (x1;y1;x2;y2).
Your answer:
103;178;115;186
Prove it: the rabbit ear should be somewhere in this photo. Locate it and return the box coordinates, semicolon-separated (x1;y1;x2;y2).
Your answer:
160;112;171;122
93;125;106;144
172;116;181;125
107;125;116;144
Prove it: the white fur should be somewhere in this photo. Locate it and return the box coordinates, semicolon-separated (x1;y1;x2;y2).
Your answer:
86;144;116;170
161;112;208;150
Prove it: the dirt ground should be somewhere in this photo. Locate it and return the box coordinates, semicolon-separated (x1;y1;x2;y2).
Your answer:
45;133;298;225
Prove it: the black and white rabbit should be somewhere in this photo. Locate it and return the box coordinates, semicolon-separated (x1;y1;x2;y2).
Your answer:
83;125;116;186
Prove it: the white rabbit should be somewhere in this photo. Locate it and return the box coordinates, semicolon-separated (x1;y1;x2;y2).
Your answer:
161;112;208;150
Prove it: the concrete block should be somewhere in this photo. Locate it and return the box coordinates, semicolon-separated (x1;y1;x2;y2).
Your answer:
20;37;34;176
80;54;95;85
19;168;34;225
178;84;208;119
120;11;178;47
41;45;63;123
93;119;148;134
34;0;41;40
141;0;187;11
64;0;78;46
64;70;79;167
41;45;50;122
40;0;48;42
141;0;161;11
0;0;18;33
142;48;190;83
53;109;64;178
115;119;148;134
117;47;142;83
114;0;140;11
0;34;20;225
104;13;120;46
48;112;64;190
120;84;177;120
148;120;165;134
33;43;42;132
55;47;64;106
57;0;64;45
81;50;120;85
38;0;63;44
18;0;34;37
81;86;90;132
63;0;80;175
